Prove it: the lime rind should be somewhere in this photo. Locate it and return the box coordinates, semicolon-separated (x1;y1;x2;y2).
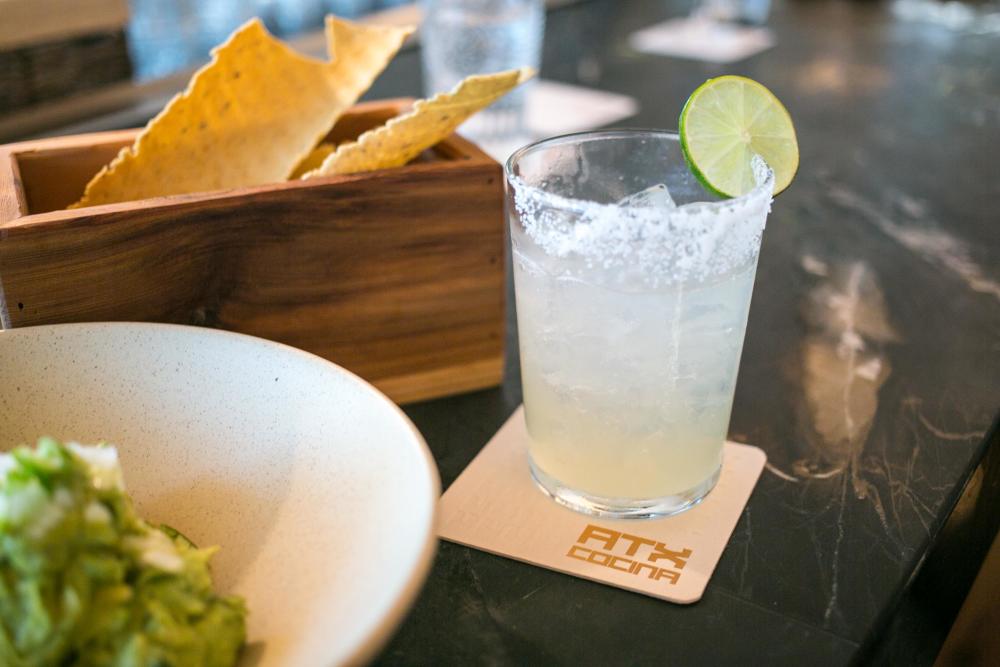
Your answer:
679;75;799;198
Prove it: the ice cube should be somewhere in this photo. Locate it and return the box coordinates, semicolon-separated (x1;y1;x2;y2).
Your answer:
616;183;677;209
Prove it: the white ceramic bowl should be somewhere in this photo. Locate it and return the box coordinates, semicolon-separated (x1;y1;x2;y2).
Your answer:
0;323;440;666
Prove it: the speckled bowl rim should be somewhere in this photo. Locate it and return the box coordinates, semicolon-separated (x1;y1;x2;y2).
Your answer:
0;321;441;667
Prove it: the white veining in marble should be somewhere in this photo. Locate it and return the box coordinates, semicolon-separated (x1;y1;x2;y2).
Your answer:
828;186;1000;302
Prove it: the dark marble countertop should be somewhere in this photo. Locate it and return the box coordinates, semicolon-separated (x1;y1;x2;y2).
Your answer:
370;0;1000;664
13;0;994;663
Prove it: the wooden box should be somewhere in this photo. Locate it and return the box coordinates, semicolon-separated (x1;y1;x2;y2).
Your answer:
0;100;506;404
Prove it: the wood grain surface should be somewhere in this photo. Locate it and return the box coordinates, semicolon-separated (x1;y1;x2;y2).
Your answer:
0;100;506;403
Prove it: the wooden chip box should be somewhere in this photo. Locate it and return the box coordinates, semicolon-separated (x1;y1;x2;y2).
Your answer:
0;100;506;404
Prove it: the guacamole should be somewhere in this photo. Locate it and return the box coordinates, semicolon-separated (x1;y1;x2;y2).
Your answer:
0;438;246;666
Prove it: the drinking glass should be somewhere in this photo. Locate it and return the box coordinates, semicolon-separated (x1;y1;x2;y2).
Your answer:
420;0;544;150
696;0;772;26
505;130;774;518
271;0;325;35
127;0;202;80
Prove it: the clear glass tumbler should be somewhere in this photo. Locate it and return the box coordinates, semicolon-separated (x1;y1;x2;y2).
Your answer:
505;130;774;519
696;0;773;26
420;0;544;149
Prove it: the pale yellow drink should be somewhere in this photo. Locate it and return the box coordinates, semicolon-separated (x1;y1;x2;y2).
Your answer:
514;252;758;499
506;129;773;517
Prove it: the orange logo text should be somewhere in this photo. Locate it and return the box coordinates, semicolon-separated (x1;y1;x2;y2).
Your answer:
566;524;692;585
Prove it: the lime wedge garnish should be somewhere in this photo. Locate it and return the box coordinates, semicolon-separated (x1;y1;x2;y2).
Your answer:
679;75;799;197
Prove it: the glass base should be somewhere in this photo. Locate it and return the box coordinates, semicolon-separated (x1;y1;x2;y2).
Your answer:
528;457;721;520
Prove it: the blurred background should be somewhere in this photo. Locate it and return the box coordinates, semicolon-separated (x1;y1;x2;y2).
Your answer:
3;0;999;146
0;0;417;142
127;0;412;81
0;1;997;664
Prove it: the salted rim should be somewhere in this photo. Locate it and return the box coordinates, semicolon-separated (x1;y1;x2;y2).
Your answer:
503;128;775;216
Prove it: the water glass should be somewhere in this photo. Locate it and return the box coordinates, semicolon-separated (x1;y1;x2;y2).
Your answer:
697;0;773;26
324;0;376;19
271;0;326;35
420;0;544;148
194;0;260;52
505;131;774;518
127;0;203;80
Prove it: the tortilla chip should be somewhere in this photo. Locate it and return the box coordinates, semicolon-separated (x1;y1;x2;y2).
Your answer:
303;67;534;178
290;142;337;179
71;16;412;208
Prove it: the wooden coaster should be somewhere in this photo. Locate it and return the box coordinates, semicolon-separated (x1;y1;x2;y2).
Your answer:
438;407;766;604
